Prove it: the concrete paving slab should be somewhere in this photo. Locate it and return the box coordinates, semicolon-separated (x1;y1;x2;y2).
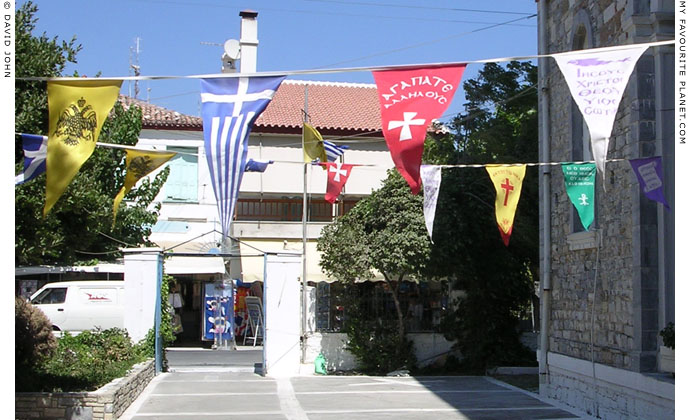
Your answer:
120;371;591;420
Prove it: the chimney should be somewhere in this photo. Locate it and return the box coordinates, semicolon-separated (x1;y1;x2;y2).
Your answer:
239;10;258;73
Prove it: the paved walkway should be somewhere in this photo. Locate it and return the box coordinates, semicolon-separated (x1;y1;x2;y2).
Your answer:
120;358;591;420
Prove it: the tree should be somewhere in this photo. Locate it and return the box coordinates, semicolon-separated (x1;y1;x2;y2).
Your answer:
318;170;430;372
15;2;169;266
426;61;539;372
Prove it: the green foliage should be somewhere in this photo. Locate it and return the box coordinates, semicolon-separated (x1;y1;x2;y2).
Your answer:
17;328;148;392
14;3;169;266
140;274;176;371
660;322;674;350
319;170;430;285
15;297;57;368
15;1;81;161
342;286;417;375
425;62;539;372
318;171;429;372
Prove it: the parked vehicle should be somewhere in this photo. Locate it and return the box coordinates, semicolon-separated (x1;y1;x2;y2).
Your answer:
29;281;125;334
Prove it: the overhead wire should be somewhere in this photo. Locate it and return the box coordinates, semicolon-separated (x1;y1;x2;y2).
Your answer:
303;0;535;15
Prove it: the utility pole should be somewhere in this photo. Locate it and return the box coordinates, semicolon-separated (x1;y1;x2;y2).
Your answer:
301;85;309;364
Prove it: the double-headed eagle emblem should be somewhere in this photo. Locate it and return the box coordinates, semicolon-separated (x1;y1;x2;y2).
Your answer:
128;156;154;179
54;97;97;146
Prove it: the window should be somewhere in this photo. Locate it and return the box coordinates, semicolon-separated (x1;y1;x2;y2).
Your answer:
165;147;198;202
31;288;67;305
570;19;597;233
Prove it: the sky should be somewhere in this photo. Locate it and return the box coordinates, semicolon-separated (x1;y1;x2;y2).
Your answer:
19;0;538;123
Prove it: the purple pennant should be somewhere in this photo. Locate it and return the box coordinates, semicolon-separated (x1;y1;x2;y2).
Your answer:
629;157;670;211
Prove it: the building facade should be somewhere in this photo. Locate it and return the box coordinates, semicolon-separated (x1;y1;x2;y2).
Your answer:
538;1;674;418
121;81;453;361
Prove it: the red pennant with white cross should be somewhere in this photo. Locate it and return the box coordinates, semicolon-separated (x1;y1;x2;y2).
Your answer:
373;65;466;194
322;162;356;203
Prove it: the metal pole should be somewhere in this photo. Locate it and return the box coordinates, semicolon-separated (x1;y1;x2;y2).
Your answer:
301;85;309;364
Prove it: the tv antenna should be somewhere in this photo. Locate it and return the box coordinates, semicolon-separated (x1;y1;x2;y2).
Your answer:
129;37;141;98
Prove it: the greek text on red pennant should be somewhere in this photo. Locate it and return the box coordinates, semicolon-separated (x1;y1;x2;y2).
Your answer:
373;65;466;194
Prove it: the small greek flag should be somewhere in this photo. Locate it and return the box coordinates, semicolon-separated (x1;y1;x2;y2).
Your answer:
244;159;274;173
15;134;48;185
324;140;349;162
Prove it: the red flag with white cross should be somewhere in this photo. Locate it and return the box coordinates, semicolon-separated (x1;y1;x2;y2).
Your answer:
321;162;356;203
373;65;466;194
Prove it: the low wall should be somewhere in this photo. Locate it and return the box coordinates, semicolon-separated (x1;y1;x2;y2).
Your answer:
542;352;674;420
304;332;455;371
15;359;154;420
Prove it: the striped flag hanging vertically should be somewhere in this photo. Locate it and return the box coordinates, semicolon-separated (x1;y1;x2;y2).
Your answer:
201;76;285;238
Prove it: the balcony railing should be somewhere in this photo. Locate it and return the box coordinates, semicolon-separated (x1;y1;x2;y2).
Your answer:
235;198;358;222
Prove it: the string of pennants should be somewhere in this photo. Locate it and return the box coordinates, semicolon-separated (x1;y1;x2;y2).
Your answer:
16;40;673;245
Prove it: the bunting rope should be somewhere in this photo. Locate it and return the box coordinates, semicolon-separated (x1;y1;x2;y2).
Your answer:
16;40;674;82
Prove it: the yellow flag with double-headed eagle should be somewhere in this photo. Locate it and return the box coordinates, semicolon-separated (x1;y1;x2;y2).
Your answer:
486;164;526;247
113;148;177;225
44;80;122;216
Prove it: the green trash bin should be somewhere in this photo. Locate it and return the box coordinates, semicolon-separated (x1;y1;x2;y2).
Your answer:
314;352;327;375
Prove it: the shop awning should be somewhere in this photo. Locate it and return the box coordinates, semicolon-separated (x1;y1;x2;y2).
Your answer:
237;240;332;283
163;256;226;275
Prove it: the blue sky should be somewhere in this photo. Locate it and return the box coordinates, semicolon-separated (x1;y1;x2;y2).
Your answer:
21;0;537;122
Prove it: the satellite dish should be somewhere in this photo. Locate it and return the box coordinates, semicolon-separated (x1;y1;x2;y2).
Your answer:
224;39;241;60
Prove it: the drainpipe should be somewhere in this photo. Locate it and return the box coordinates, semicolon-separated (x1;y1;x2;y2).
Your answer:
239;10;258;73
538;0;552;388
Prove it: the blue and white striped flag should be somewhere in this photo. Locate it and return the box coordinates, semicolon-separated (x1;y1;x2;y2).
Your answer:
244;159;274;173
201;76;285;238
15;134;48;185
324;140;349;162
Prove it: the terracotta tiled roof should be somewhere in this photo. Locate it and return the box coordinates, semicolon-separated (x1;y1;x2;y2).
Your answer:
119;79;384;137
119;95;202;130
256;80;382;136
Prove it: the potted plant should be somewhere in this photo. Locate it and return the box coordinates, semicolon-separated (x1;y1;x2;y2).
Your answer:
659;322;674;374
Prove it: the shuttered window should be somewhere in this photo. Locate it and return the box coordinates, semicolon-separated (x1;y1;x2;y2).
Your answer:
165;147;198;202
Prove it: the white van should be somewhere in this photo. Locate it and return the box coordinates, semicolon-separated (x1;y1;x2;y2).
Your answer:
29;281;125;334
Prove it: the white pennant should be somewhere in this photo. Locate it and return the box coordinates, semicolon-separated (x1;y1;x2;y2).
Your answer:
420;165;442;242
553;45;648;180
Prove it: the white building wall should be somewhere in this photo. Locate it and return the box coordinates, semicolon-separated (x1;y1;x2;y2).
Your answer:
136;128;393;256
304;332;454;372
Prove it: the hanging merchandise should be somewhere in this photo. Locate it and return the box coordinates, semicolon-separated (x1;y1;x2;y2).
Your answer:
45;80;122;216
552;45;648;182
203;282;234;343
420;165;443;242
485;165;527;246
562;163;597;230
113;149;176;224
200;76;285;238
373;64;466;194
321;162;357;203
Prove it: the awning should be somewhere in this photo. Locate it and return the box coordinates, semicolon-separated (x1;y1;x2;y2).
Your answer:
163;256;225;275
237;240;332;283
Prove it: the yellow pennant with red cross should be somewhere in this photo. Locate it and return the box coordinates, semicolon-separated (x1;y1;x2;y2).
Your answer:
486;165;526;246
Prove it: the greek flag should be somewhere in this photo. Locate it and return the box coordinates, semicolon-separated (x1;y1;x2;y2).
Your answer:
15;134;48;185
324;140;349;162
244;159;274;173
201;76;285;238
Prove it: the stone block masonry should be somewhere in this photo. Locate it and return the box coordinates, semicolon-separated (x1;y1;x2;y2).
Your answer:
15;359;154;420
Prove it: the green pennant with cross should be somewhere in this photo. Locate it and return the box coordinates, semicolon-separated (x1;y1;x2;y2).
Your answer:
562;163;596;231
